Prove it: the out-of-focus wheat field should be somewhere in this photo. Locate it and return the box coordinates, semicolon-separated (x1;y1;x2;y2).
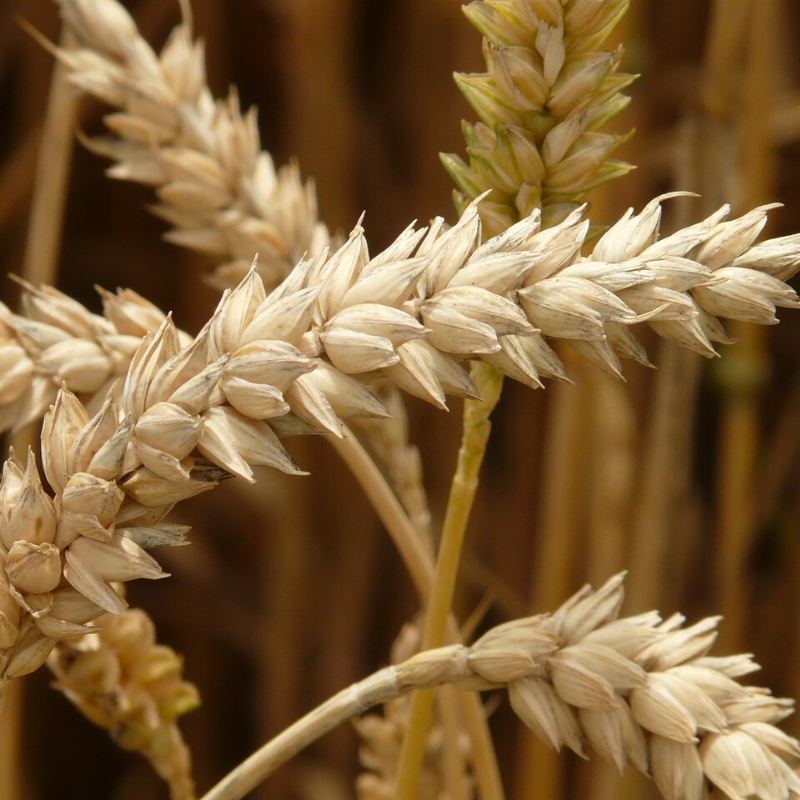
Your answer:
1;1;800;798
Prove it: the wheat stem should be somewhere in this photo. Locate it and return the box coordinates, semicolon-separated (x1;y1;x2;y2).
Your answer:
22;29;78;289
12;27;79;458
199;665;402;800
394;361;505;800
331;427;434;601
332;425;504;799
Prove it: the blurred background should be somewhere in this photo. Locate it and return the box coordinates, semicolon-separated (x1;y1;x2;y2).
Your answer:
1;0;800;798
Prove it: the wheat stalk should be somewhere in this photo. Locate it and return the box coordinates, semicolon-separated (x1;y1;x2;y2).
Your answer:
356;621;474;800
400;1;638;791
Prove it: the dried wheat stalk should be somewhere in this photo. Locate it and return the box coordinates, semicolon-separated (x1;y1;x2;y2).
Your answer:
196;574;800;800
396;1;638;791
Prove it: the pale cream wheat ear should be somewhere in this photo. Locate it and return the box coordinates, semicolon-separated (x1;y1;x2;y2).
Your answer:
0;196;799;693
33;0;432;540
442;0;635;235
48;607;199;800
196;574;800;800
0;195;797;441
47;0;331;290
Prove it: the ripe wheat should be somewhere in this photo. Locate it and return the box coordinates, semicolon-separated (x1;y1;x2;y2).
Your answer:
3;0;800;798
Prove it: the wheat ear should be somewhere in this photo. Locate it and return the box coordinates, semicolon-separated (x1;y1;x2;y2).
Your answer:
1;196;797;440
43;0;436;539
443;0;635;235
48;607;199;800
192;574;800;800
0;197;798;683
49;0;331;290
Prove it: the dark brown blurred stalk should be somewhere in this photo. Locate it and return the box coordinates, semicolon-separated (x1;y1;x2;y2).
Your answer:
626;0;754;615
19;29;77;289
514;356;592;800
713;0;778;654
513;3;640;793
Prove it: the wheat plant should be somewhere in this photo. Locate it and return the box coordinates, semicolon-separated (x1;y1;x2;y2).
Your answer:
1;0;800;799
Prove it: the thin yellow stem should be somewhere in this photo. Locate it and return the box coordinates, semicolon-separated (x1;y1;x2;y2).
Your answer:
197;644;483;800
330;428;434;601
199;665;401;800
393;362;506;800
329;427;504;799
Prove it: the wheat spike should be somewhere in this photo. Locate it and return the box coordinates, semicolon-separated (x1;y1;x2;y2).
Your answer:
0;196;796;440
48;607;199;800
198;575;800;800
443;0;635;233
52;0;331;290
0;196;798;692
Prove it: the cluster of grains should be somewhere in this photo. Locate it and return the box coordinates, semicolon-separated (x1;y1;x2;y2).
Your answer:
383;575;800;800
0;282;183;433
442;0;634;233
0;197;798;441
356;622;473;799
53;0;330;289
48;607;199;800
0;197;798;692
